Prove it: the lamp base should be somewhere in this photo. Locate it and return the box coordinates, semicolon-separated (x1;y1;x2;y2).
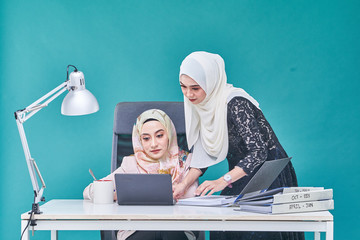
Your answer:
30;203;42;215
28;202;43;231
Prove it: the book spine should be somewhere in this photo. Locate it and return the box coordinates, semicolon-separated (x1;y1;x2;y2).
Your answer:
273;189;333;204
282;187;324;194
272;199;334;214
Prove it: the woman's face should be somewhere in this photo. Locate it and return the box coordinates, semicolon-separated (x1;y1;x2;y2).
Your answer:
140;120;169;160
180;74;206;104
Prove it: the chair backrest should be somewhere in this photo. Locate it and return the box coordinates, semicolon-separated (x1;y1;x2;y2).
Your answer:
111;101;188;172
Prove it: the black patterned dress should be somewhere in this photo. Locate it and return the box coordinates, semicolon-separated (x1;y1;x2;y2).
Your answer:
210;97;304;240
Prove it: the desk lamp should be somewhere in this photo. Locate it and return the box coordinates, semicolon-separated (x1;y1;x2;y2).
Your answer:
14;65;99;215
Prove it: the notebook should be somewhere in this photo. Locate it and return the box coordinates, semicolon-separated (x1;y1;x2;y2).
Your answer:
114;173;174;205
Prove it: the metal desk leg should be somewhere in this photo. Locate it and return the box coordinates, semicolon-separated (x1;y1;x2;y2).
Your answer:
326;221;334;240
51;230;58;240
21;220;29;240
314;231;320;240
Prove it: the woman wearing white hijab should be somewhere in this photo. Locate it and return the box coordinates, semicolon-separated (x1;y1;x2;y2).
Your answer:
174;51;303;240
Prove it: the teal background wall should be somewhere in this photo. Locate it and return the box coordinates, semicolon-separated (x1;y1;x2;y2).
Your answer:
1;0;359;239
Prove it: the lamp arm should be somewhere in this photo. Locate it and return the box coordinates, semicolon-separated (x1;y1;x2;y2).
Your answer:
16;81;68;123
16;120;44;204
14;81;69;206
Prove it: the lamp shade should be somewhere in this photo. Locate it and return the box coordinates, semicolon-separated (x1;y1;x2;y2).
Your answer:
61;70;99;116
61;89;99;115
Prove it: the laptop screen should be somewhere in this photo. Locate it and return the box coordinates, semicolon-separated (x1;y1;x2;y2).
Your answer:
115;173;174;205
239;157;291;196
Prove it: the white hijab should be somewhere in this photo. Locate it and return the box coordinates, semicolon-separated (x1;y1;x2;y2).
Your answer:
179;51;260;168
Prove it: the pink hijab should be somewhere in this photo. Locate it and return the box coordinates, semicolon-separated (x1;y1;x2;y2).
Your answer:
132;109;190;183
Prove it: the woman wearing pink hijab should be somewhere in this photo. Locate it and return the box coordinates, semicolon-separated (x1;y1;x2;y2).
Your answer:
84;109;198;240
173;51;304;240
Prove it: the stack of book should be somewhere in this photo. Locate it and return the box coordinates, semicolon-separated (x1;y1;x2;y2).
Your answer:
235;187;334;214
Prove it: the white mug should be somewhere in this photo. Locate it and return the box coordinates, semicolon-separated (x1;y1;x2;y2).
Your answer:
91;180;114;204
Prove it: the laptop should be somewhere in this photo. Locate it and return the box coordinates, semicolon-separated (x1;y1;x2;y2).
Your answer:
236;157;291;198
176;157;291;206
115;173;174;205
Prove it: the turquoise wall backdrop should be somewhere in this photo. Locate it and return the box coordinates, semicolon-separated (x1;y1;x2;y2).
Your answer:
1;0;359;239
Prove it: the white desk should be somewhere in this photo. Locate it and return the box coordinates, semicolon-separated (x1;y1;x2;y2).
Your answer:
21;199;333;240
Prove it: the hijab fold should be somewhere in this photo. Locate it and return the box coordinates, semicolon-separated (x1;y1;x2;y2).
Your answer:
179;51;260;168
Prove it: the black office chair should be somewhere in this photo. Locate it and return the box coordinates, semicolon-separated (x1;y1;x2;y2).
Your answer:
101;101;204;240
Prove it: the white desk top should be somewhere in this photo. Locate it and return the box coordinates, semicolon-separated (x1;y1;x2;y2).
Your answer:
21;199;333;221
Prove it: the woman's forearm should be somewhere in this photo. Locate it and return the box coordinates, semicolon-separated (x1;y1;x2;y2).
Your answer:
224;166;247;184
183;168;202;187
173;167;202;199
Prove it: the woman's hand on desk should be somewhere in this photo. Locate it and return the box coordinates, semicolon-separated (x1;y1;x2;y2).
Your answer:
173;168;202;200
173;181;188;201
196;167;247;196
195;178;228;196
